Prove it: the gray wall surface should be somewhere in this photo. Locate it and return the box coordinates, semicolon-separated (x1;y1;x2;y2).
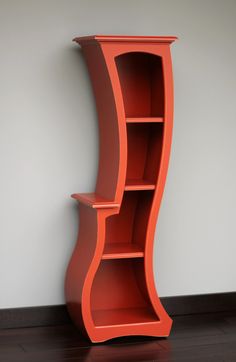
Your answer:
0;0;236;308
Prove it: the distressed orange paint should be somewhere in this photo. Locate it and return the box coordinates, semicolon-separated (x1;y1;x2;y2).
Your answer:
65;35;177;343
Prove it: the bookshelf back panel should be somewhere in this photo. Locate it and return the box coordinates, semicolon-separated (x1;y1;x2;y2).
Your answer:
126;123;163;183
115;52;164;117
105;191;153;247
91;259;156;315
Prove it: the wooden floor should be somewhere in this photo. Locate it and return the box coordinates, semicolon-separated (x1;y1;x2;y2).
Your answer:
1;311;236;361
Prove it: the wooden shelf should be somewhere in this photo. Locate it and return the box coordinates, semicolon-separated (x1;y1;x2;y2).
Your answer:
74;35;177;45
66;35;176;343
102;242;144;260
125;179;155;191
126;117;164;123
71;193;119;209
93;307;158;327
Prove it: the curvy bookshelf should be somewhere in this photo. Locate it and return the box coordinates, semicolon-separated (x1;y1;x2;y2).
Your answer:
65;35;177;343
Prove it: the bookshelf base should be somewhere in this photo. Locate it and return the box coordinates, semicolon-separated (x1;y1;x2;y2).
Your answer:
93;307;158;327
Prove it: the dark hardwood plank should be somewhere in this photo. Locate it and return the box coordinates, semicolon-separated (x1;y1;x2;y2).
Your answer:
169;324;223;339
160;341;236;361
0;311;236;361
159;333;236;351
0;344;25;359
84;341;165;362
0;324;85;345
0;348;90;362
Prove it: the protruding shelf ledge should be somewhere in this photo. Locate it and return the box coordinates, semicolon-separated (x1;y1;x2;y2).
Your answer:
71;193;119;209
125;179;156;191
126;117;164;123
93;307;158;327
74;35;177;45
102;242;144;260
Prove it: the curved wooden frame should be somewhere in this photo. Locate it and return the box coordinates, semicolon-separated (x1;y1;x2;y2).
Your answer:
65;35;177;343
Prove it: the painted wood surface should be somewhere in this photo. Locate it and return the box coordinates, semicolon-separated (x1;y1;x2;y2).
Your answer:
65;35;177;342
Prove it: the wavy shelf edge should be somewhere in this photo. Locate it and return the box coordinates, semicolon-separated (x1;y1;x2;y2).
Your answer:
126;117;164;123
102;242;144;260
124;179;156;191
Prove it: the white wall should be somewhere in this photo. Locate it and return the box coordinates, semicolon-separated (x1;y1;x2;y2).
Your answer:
0;0;236;308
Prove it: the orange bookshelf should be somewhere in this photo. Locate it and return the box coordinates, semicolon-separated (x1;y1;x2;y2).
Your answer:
65;35;177;342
